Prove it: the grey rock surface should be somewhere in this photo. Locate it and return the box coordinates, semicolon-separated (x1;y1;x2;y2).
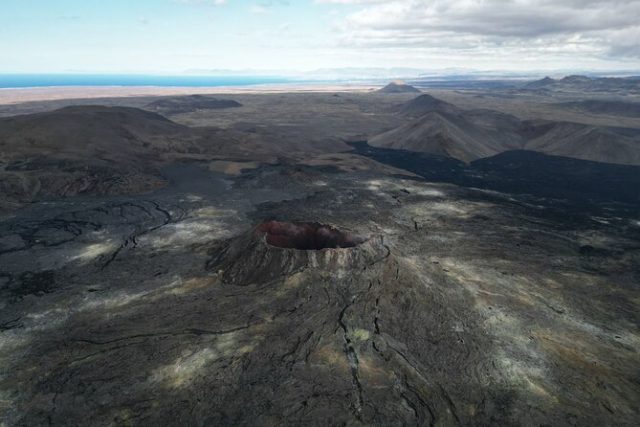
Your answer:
1;162;639;425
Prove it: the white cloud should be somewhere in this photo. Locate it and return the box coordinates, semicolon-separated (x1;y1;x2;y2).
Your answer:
324;0;640;61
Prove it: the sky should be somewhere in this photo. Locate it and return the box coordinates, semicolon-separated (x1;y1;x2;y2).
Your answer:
1;0;639;75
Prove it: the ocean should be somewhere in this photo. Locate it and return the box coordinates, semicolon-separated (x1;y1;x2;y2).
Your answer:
0;74;294;88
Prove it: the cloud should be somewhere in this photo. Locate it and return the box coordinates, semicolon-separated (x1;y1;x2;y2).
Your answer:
605;26;640;58
325;0;640;61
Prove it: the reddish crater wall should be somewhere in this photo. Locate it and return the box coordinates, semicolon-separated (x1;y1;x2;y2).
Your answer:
256;221;365;250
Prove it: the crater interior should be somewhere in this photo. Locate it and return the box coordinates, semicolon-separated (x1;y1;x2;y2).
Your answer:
257;220;365;250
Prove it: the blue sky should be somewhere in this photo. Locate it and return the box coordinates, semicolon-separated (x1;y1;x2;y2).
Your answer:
1;0;639;74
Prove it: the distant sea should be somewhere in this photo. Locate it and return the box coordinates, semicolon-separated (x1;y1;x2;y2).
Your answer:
0;74;294;88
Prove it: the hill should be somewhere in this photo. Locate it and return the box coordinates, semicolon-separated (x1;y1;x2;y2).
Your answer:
371;94;640;165
0;106;195;211
399;94;462;117
371;94;522;162
0;105;188;162
522;120;640;165
524;76;555;89
370;107;522;162
376;82;421;94
524;75;640;93
557;99;640;118
146;95;242;114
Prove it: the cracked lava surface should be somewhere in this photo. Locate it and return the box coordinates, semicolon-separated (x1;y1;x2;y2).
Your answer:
1;162;639;426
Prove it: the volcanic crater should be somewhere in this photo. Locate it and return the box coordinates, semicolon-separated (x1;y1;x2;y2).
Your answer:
256;220;366;250
206;221;385;286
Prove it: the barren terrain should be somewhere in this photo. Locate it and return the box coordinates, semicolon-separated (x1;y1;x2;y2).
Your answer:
1;83;639;426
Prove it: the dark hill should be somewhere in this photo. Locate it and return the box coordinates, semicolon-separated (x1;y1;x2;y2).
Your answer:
560;75;592;84
377;82;421;94
373;96;523;162
524;76;555;89
525;75;640;93
557;100;640;117
373;97;640;165
146;95;242;114
369;110;521;163
0;106;196;209
0;106;188;164
522;120;640;165
399;94;462;117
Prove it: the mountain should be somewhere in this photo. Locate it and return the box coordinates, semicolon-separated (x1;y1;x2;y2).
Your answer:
0;106;195;211
399;94;462;117
557;100;640;118
525;75;593;89
524;76;555;89
561;75;593;84
371;94;640;165
0;106;188;163
524;75;640;93
0;103;355;212
522;120;640;165
370;107;522;162
369;112;498;162
146;95;242;115
376;82;421;94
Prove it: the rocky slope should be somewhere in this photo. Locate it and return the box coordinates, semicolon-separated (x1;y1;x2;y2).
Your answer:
521;120;640;165
371;94;640;165
557;100;640;118
369;111;520;162
0;105;197;167
0;104;349;213
0;106;191;212
1;162;638;425
1;91;639;425
399;94;462;117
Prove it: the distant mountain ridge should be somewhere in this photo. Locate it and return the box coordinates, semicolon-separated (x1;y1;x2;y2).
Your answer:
370;93;640;165
524;75;640;93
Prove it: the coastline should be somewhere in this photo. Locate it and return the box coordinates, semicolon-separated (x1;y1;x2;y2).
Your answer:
0;83;378;105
